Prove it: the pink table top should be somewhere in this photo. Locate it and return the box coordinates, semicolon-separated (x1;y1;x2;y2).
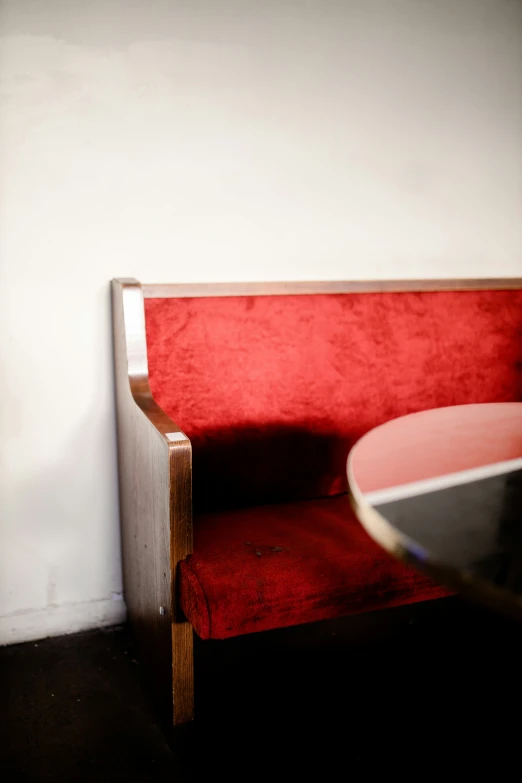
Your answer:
347;403;522;616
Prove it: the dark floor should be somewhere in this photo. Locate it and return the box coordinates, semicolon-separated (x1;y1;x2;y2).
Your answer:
2;598;522;781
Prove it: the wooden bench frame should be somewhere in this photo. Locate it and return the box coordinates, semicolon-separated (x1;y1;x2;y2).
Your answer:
112;276;521;726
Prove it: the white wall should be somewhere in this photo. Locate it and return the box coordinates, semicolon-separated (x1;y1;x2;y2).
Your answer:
1;0;521;645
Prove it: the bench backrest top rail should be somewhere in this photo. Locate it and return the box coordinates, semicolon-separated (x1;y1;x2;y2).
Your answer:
141;279;522;299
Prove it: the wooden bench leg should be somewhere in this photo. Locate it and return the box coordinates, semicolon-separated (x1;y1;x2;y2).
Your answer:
172;618;194;726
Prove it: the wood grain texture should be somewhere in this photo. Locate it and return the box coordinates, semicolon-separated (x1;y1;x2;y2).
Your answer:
142;278;522;299
112;278;194;726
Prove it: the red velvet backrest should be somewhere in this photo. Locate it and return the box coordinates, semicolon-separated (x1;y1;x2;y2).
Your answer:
145;290;522;511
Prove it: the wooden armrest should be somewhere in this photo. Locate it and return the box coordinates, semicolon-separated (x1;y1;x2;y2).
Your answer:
112;278;193;726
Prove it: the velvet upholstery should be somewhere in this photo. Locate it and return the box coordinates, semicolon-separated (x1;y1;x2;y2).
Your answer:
145;290;522;639
178;495;451;640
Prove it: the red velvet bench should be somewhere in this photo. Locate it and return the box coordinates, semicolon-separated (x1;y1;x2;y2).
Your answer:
112;277;522;726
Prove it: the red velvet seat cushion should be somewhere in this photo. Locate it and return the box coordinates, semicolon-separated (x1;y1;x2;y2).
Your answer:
179;495;450;640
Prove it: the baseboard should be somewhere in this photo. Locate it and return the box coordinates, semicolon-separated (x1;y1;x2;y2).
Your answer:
0;595;127;646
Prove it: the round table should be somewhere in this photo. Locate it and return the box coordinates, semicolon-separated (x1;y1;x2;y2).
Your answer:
347;403;522;618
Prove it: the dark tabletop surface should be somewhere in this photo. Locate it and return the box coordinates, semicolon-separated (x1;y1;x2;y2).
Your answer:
349;404;522;615
375;468;522;596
